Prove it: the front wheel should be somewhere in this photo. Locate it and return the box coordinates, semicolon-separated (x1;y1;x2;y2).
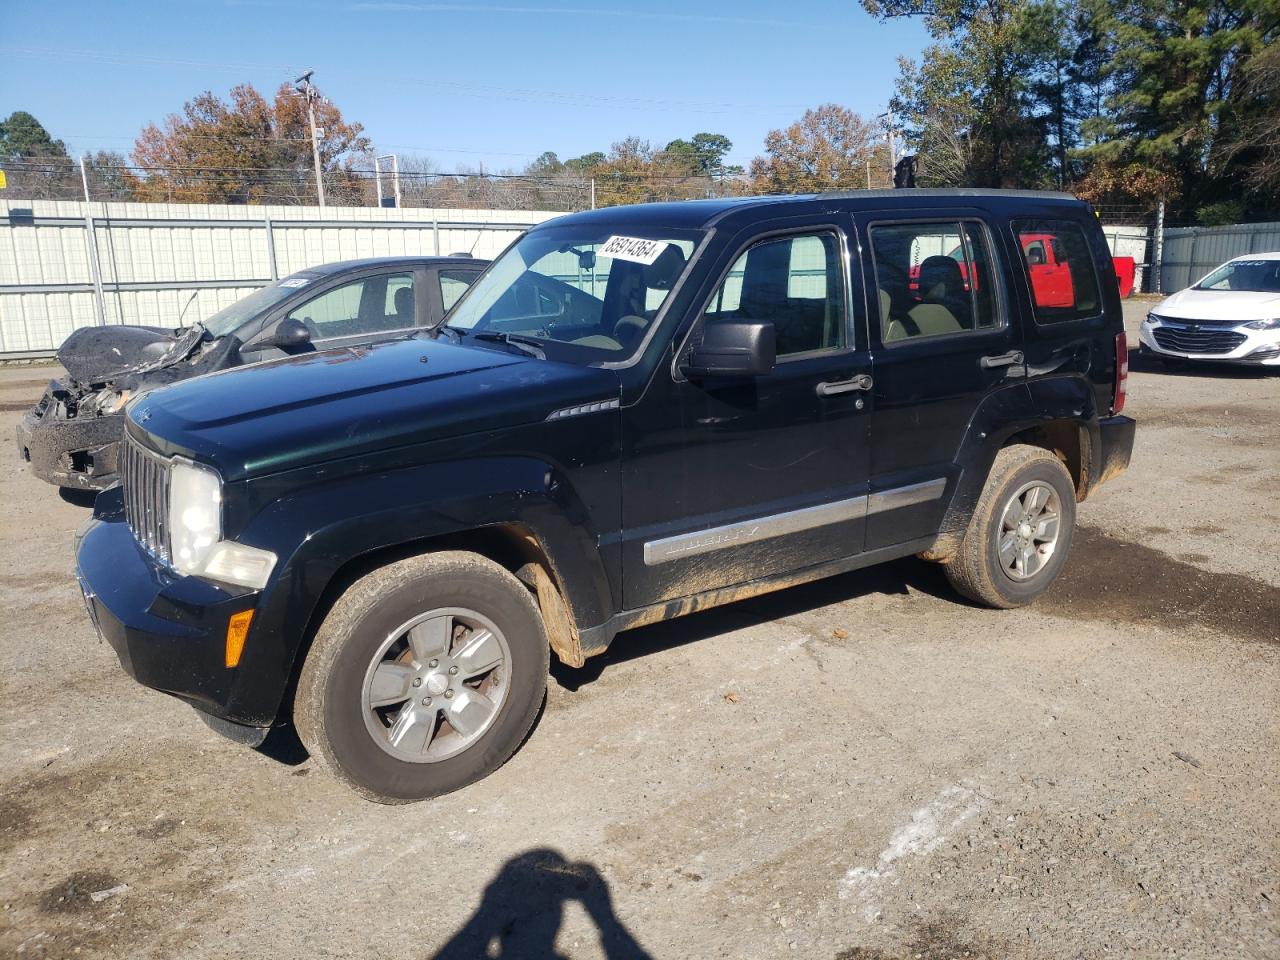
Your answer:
294;551;549;803
943;445;1077;609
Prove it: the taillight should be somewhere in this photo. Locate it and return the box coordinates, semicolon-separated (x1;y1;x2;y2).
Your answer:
1113;333;1128;415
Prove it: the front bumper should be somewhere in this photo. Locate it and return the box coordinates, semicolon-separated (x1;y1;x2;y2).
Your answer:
1138;322;1280;365
16;381;123;489
75;491;275;736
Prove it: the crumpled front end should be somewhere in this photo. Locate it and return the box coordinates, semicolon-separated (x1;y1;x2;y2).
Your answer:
16;325;241;491
16;379;126;490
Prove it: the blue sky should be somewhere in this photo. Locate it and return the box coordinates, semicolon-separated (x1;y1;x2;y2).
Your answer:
1;0;931;173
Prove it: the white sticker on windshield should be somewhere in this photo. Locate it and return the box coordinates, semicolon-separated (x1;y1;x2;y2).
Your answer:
598;235;670;266
279;277;311;288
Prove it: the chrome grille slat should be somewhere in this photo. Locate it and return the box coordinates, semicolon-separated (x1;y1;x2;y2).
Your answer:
122;434;172;563
1152;327;1246;354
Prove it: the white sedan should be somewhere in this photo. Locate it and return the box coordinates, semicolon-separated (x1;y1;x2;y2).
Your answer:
1139;253;1280;367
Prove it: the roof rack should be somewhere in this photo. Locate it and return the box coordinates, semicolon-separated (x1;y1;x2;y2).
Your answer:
815;187;1078;201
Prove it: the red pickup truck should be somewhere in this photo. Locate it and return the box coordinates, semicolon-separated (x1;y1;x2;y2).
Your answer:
910;233;1137;302
1021;232;1137;302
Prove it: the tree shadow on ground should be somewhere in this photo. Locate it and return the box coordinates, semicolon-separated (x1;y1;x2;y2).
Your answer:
552;556;957;691
431;848;652;960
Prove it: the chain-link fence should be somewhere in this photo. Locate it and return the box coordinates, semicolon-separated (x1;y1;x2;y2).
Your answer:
0;158;754;212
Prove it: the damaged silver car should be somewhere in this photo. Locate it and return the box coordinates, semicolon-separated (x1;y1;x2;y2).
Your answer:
16;255;486;490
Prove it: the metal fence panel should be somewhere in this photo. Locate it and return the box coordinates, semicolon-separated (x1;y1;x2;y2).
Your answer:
1159;222;1280;292
0;199;559;356
1100;226;1151;292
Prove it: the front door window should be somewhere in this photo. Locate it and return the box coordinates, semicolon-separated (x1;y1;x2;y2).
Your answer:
704;232;846;357
286;273;416;342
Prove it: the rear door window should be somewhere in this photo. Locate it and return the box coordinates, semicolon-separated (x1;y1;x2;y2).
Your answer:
1013;219;1103;323
868;221;1001;343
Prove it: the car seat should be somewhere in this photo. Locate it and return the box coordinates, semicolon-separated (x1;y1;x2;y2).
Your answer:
392;285;415;326
906;256;968;336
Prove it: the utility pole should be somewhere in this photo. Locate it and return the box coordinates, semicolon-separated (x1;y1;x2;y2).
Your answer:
295;70;326;209
880;110;898;183
1153;199;1166;294
79;155;91;202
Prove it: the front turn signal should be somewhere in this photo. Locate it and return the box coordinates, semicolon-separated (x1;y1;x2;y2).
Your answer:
226;610;254;668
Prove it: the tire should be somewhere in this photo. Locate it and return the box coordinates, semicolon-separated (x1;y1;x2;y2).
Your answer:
295;551;549;803
943;445;1077;609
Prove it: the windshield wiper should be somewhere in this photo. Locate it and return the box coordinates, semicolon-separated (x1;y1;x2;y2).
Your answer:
433;323;465;342
471;331;546;359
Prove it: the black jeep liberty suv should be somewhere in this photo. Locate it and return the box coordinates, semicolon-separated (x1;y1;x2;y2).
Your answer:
76;190;1134;803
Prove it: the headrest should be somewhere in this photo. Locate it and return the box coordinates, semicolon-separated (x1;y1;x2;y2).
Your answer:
643;245;686;291
394;285;414;316
918;256;964;300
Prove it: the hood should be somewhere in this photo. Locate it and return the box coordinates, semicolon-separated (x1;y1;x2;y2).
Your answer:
1154;288;1280;322
126;337;620;481
58;324;178;383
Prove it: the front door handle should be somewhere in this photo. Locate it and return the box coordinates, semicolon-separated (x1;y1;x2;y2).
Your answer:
979;350;1024;369
816;374;873;397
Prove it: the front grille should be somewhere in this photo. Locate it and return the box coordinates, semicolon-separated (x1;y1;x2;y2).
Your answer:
121;434;171;562
1152;325;1246;354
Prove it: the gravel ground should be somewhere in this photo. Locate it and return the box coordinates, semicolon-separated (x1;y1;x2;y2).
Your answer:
1;302;1277;959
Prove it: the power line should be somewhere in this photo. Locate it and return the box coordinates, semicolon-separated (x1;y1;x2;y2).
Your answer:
0;46;808;115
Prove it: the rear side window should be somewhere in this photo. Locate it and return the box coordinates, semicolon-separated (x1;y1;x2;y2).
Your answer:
1013;219;1103;323
868;221;1001;343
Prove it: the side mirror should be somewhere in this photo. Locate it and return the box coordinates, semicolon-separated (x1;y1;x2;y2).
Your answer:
681;320;775;378
273;317;312;350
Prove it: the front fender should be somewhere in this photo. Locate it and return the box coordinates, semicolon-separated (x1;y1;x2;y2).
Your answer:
224;454;615;724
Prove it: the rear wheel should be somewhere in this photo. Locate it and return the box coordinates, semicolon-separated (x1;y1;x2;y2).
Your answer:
295;551;549;803
943;445;1076;609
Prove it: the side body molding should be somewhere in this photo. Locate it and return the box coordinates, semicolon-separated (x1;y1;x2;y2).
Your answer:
643;479;947;566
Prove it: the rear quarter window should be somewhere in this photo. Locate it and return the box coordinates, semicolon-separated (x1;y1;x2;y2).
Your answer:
1013;219;1103;324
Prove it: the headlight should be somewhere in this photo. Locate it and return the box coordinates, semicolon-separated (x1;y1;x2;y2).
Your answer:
170;459;223;575
169;459;277;589
98;389;131;414
1144;313;1161;326
1243;318;1280;331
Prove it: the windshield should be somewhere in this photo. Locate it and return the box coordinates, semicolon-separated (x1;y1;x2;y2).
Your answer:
202;274;319;338
1194;259;1280;293
445;225;702;362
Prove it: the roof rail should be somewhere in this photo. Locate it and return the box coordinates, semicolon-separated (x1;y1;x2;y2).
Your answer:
815;187;1079;201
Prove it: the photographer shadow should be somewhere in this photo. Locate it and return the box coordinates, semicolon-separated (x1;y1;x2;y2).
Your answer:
431;848;652;960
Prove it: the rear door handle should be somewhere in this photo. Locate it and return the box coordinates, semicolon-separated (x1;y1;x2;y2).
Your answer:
980;350;1024;369
816;374;873;397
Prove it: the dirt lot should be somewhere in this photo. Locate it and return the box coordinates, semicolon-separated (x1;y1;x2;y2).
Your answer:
1;302;1277;959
